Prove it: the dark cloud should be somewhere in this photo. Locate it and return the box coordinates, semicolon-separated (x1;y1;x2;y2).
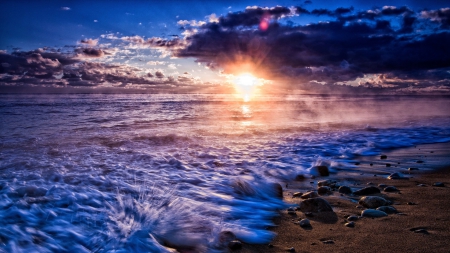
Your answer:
421;8;450;28
148;5;450;92
75;48;105;58
155;71;165;78
211;6;292;28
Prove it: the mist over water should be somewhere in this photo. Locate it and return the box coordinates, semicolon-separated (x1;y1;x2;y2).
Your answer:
1;94;450;252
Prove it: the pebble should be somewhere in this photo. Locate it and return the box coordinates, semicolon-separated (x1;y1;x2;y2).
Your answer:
386;163;391;167
295;174;306;181
347;215;359;221
292;192;303;198
359;196;390;208
414;229;429;234
312;165;330;176
408;167;419;171
338;186;352;194
299;218;311;228
321;240;335;244
301;191;319;199
228;240;242;250
376;206;398;214
384;186;398;192
417;184;427;187
416;160;424;163
433;182;445;187
318;179;337;187
268;244;274;248
387;173;403;180
378;184;387;188
353;186;381;195
345;221;355;227
380;155;387;159
407;202;417;205
318;186;331;195
299;197;333;213
361;209;388;218
287;247;295;252
287;207;296;215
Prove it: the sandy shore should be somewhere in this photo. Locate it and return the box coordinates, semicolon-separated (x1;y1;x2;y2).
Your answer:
239;142;450;253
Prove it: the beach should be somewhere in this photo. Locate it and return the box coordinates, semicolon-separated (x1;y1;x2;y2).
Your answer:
242;142;450;253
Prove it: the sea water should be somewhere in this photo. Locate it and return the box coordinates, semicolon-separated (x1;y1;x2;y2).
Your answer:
1;94;449;252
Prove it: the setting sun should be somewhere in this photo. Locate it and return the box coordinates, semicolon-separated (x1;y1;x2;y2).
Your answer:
233;73;259;102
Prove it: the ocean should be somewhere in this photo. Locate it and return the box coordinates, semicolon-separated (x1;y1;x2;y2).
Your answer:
1;94;450;252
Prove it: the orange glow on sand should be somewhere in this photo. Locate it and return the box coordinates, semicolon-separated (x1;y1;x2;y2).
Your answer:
233;73;259;102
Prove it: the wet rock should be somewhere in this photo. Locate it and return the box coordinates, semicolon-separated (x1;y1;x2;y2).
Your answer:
318;186;331;195
228;240;242;250
312;165;329;176
299;197;333;213
287;247;295;252
287;207;296;215
347;215;359;221
407;202;417;205
433;182;445;187
417;184;427;187
305;212;314;217
378;184;387;188
218;231;236;248
361;209;388;218
318;179;336;187
345;221;355;227
387;173;402;180
384;186;398;192
299;218;311;228
386;163;391;167
271;183;283;198
380;155;387;159
414;229;429;234
292;192;303;198
295;174;306;181
301;191;319;199
377;206;398;214
321;240;335;244
353;186;380;196
15;186;48;198
416;160;424;163
338;186;352;194
408;167;419;171
359;196;390;208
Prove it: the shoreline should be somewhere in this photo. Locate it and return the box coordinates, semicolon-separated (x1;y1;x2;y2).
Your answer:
240;142;450;253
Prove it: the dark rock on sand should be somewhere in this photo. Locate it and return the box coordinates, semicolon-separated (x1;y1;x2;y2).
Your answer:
347;215;359;221
433;182;445;187
299;197;333;213
312;165;329;176
408;167;419;171
378;184;387;188
384;186;398;192
386;163;391;167
321;240;335;244
318;186;331;195
353;186;380;196
361;209;388;218
292;192;303;198
387;173;403;180
228;240;242;250
287;247;295;252
345;221;355;227
359;196;390;208
380;155;387;159
318;179;336;187
287;207;296;215
377;206;398;214
338;186;352;194
218;231;236;248
416;160;424;163
301;191;319;199
299;218;311;228
414;229;429;234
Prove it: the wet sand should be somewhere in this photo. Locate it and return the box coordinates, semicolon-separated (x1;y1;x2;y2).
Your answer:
240;142;450;253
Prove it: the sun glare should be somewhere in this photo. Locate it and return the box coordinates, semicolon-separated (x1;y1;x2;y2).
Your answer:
233;73;259;102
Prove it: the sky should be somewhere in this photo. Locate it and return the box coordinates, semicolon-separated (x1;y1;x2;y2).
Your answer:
1;0;450;94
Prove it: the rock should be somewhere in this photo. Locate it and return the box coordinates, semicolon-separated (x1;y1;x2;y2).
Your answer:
414;229;429;234
318;179;336;187
408;167;419;171
361;209;388;218
359;196;390;208
15;186;48;198
295;174;306;181
301;191;319;199
299;218;311;228
345;221;355;227
321;240;335;244
312;165;329;176
387;173;402;180
299;198;333;213
287;207;296;215
377;206;397;214
271;183;283;198
386;163;391;167
380;155;387;159
228;240;242;250
218;231;236;248
318;186;331;195
338;186;352;194
384;186;398;192
378;184;387;188
292;192;303;198
353;186;380;196
433;182;445;187
287;247;295;252
416;160;424;163
407;202;417;205
417;184;427;187
347;215;359;221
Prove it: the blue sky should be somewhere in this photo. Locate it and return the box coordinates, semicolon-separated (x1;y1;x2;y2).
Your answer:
1;0;449;93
